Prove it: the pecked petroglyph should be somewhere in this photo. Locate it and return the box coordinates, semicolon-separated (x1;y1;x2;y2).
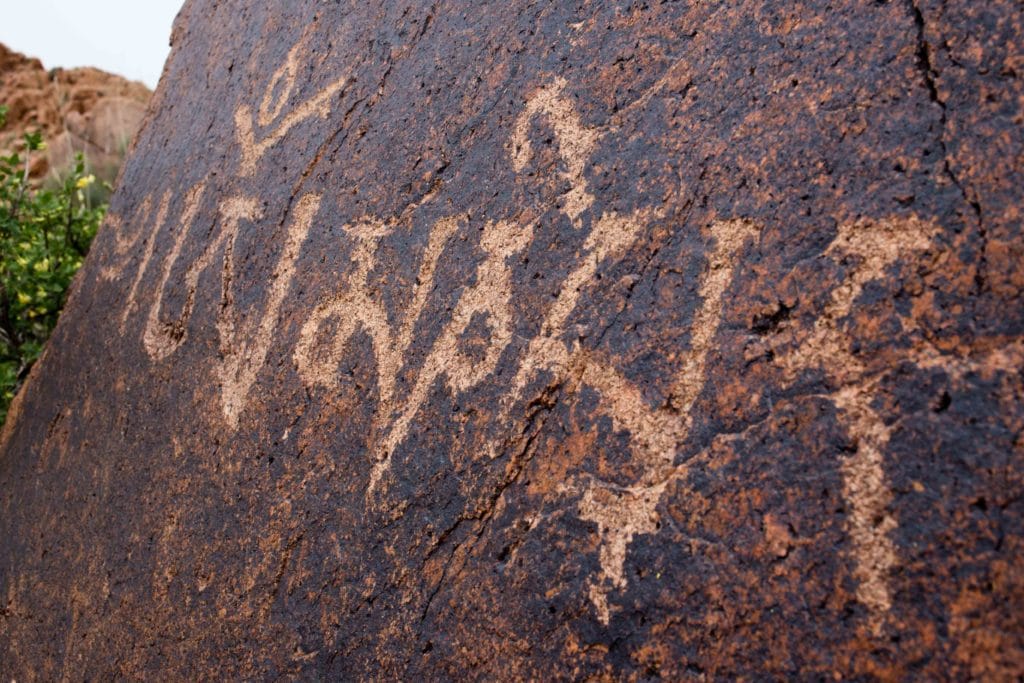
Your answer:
295;211;535;496
368;217;536;492
299;77;612;496
7;2;1024;675
142;195;264;364
832;383;897;632
141;181;209;361
235;37;350;176
117;192;170;332
258;39;306;128
511;76;601;222
118;177;321;428
774;215;939;634
504;209;657;418
97;213;125;282
779;217;938;381
295;213;460;404
221;194;322;427
570;214;965;628
574;218;761;624
109;66;975;633
142;191;321;427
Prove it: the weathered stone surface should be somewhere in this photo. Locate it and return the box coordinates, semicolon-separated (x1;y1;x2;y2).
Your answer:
1;1;1022;678
0;43;150;180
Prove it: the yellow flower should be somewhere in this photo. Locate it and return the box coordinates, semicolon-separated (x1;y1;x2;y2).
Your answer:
15;256;28;267
34;258;50;272
75;174;95;189
37;141;48;151
18;241;31;251
16;292;31;305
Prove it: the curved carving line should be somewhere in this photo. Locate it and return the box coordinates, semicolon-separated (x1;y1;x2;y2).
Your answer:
511;77;601;222
118;192;171;332
576;218;760;624
368;217;535;494
143;188;321;427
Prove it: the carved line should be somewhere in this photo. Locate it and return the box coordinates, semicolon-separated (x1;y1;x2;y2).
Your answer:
139;183;321;427
576;218;760;624
142;181;208;360
368;218;535;494
235;75;349;177
221;194;322;427
119;192;171;332
511;76;601;222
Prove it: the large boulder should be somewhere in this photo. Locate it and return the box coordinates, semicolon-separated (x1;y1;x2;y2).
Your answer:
2;1;1022;678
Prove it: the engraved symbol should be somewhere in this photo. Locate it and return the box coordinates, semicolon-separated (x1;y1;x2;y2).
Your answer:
775;216;938;634
143;191;322;427
105;53;1015;636
295;212;534;496
234;38;350;176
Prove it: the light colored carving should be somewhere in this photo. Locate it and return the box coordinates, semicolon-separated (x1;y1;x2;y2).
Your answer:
258;41;303;127
296;214;459;407
234;37;349;176
117;192;170;332
507;209;656;408
579;480;669;625
833;383;897;630
776;216;939;634
146;195;257;357
106;63;997;635
511;77;601;222
143;189;321;427
368;218;535;493
295;211;533;495
97;213;125;282
780;217;937;381
576;219;760;624
142;181;208;359
221;194;322;427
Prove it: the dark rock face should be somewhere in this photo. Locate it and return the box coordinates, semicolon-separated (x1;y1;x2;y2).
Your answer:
2;1;1022;678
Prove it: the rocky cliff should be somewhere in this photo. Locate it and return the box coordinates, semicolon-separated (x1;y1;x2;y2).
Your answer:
1;1;1022;679
0;42;150;181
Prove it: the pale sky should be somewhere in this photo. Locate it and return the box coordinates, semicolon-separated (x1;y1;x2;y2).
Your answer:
0;0;183;88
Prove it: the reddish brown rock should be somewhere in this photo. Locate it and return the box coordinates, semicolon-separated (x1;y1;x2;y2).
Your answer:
1;1;1022;679
0;43;150;180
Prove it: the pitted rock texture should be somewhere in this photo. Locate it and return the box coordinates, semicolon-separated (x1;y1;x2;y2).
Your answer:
1;1;1022;679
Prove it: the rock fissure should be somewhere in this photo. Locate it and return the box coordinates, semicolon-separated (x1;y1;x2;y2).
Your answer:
907;0;986;289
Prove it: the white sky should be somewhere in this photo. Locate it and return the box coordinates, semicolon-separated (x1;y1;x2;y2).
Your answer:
0;0;183;88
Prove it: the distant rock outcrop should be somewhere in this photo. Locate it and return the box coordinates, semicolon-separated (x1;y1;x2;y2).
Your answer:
1;1;1023;680
0;42;150;180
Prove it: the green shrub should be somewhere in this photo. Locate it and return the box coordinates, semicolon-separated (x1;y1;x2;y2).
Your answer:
0;104;106;426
